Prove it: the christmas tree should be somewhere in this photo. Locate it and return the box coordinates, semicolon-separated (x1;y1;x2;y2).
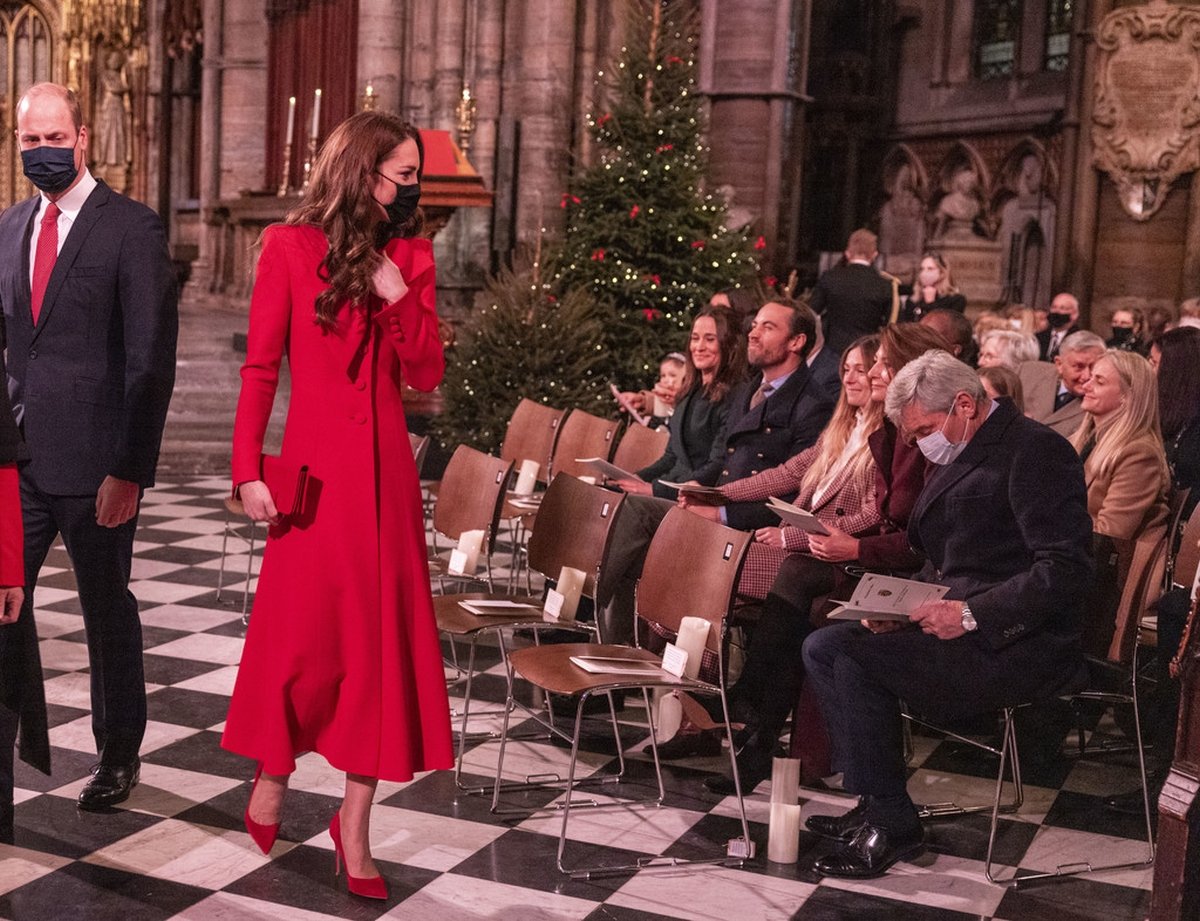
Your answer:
555;0;761;388
432;262;611;454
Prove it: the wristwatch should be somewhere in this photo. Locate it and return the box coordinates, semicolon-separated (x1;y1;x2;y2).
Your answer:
961;602;978;633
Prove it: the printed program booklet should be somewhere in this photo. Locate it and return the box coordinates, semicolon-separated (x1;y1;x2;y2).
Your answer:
825;573;950;622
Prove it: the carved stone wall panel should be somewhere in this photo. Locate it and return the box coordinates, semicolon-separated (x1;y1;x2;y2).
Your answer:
1092;0;1200;220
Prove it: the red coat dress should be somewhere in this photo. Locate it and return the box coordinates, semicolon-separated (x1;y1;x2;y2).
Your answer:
221;223;453;781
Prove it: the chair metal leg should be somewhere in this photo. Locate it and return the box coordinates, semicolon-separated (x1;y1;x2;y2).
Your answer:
241;520;256;624
216;508;232;603
907;709;1024;818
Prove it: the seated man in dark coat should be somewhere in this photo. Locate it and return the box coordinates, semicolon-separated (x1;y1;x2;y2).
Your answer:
800;350;1093;879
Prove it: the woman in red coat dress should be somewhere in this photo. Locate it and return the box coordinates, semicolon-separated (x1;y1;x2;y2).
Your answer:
222;111;452;898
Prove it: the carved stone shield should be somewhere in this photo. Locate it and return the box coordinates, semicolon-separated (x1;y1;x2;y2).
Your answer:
1092;0;1200;220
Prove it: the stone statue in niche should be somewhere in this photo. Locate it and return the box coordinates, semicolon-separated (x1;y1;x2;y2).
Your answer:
931;165;985;241
877;161;925;282
716;184;756;232
95;50;129;170
997;152;1056;310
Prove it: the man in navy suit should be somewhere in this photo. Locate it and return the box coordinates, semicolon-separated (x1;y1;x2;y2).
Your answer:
810;229;894;355
597;299;834;644
0;83;177;813
800;351;1092;878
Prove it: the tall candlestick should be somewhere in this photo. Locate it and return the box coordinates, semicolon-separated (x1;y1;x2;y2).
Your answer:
310;88;322;139
285;95;296;145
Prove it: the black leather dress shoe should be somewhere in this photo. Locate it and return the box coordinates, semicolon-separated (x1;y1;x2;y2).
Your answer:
813;823;924;879
704;742;776;796
644;728;722;759
805;798;869;841
78;759;140;810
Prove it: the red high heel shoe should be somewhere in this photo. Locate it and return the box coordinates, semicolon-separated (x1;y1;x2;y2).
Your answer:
329;811;387;900
243;764;280;855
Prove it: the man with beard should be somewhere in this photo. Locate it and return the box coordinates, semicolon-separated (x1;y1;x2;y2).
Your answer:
598;299;834;645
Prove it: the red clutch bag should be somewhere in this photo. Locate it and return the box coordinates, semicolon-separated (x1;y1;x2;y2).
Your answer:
260;454;310;519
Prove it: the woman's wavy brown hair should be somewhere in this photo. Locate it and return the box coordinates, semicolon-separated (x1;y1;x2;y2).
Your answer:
286;111;425;329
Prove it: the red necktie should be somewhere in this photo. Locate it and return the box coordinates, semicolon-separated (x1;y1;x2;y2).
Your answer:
31;201;61;325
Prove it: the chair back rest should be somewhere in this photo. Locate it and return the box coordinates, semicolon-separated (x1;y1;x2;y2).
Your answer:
433;445;512;550
611;423;669;474
1173;500;1200;591
549;409;620;479
635;507;751;658
499;398;566;488
526;473;626;596
408;432;431;477
1108;526;1168;664
1164;486;1193;586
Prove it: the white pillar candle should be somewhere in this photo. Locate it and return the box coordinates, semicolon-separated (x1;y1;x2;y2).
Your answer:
285;95;296;145
653;689;682;744
552;565;585;622
767;803;802;864
770;756;801;805
675;616;710;680
513;458;539;495
449;529;484;575
310;88;322;139
578;475;597;485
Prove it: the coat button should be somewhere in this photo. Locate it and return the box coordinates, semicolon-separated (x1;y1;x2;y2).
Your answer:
351;413;367;425
765;427;772;434
727;448;734;455
28;349;36;359
722;469;729;476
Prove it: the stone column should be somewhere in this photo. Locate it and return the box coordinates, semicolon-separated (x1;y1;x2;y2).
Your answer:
1057;0;1113;314
358;0;405;114
188;0;225;300
512;0;577;243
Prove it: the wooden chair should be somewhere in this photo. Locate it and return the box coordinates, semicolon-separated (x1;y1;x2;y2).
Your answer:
611;423;669;475
1170;500;1200;594
436;473;626;792
979;526;1166;885
547;409;620;480
409;431;431;477
429;445;513;593
500;398;567;489
491;507;754;877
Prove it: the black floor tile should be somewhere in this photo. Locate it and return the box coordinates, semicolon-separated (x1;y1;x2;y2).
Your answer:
994;875;1152;921
0;861;211;921
145;687;231;729
221;842;438;919
793;887;981;920
134;545;223;565
12;793;165;859
1041;789;1156;840
449;827;627;899
141;652;225;687
141;730;248;778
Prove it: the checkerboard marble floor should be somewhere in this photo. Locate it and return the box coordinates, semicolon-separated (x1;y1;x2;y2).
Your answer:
1;478;1158;920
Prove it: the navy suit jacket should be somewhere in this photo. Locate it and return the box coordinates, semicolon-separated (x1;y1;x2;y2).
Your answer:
1;182;178;494
695;362;834;530
844;399;1094;720
810;263;892;355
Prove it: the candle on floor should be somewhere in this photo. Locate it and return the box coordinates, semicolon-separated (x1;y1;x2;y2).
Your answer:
767;802;801;864
770;756;801;805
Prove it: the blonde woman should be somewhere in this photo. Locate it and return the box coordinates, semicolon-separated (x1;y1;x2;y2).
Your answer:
1073;350;1170;656
1072;350;1170;542
900;251;966;322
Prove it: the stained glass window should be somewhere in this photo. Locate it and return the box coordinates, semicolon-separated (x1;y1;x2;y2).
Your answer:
1045;0;1073;72
975;0;1020;79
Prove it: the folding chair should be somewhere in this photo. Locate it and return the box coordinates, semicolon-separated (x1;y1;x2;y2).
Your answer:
491;507;754;878
436;473;626;792
611;423;669;475
548;409;620;480
428;445;513;594
980;525;1166;886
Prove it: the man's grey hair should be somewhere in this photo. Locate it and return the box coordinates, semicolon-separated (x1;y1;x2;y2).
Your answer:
980;329;1040;367
884;350;985;426
1059;330;1106;355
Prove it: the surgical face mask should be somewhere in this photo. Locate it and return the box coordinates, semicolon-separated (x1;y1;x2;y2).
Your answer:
918;269;940;288
375;176;421;234
21;143;79;194
916;409;968;465
1110;326;1134;345
1047;311;1073;329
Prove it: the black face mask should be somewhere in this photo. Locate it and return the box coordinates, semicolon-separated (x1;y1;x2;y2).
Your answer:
1047;311;1073;329
22;144;79;194
375;177;421;235
1110;326;1134;345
